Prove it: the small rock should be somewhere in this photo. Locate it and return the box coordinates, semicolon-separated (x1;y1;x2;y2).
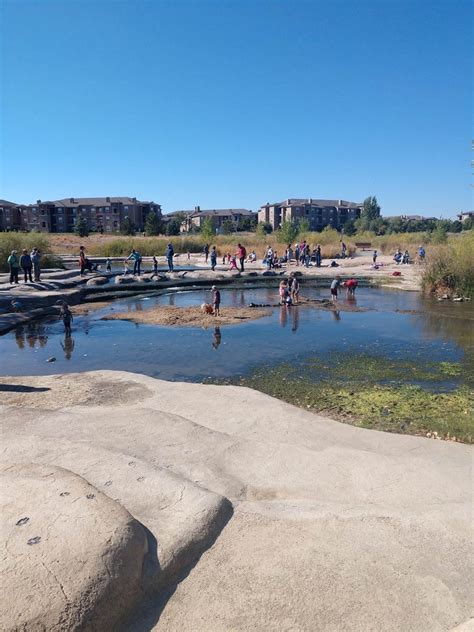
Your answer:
46;357;56;363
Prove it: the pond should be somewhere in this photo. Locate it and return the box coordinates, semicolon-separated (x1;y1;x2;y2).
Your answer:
1;285;472;386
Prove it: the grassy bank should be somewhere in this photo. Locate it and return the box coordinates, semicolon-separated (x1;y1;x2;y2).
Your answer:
217;354;473;443
49;229;461;260
421;231;474;298
0;233;61;273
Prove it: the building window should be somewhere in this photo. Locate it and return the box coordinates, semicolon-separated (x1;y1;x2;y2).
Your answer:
124;206;129;211
41;221;46;228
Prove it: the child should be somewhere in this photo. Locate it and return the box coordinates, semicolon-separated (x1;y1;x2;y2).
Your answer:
290;273;300;304
372;250;378;265
123;259;130;275
345;278;358;296
211;285;221;316
60;303;73;336
106;258;112;273
152;256;158;276
330;276;341;301
229;255;238;271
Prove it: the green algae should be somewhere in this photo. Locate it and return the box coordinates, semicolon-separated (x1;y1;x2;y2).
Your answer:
219;355;474;443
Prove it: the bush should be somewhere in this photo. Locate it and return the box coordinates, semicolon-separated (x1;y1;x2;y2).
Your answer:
421;232;474;297
276;220;298;244
0;233;61;272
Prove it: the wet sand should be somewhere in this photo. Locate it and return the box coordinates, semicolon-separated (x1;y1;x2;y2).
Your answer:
101;305;272;328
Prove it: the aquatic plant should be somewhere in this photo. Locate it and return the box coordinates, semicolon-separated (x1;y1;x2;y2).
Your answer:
220;354;473;443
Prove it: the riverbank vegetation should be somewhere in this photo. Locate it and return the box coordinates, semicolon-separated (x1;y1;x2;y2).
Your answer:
0;233;60;272
421;231;474;298
220;354;473;443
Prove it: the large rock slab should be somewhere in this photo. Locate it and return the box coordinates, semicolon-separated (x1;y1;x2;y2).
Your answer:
0;371;472;631
0;462;147;631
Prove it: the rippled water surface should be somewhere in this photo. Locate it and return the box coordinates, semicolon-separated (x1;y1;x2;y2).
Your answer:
1;285;472;382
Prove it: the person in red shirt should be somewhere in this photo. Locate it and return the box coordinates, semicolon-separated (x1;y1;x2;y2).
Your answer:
236;243;246;272
345;278;358;296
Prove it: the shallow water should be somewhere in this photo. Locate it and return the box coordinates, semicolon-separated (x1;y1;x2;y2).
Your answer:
1;286;472;383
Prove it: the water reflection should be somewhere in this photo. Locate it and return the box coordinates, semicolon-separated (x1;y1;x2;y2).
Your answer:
2;287;473;382
15;324;48;349
291;308;300;332
60;335;75;360
212;327;222;350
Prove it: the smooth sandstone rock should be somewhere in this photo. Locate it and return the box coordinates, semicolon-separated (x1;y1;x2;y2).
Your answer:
0;462;147;632
86;276;109;286
0;371;472;631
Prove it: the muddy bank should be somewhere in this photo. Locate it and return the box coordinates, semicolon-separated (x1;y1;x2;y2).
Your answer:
101;305;272;328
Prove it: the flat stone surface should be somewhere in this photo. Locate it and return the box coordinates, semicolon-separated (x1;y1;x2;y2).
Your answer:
0;370;472;631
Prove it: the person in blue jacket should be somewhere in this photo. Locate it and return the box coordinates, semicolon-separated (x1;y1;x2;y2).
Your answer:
166;243;174;272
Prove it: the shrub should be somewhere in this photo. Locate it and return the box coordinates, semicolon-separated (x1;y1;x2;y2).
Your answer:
421;232;474;297
0;233;61;272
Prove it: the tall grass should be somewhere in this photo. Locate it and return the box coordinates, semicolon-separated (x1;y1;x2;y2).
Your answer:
421;231;474;297
0;233;60;272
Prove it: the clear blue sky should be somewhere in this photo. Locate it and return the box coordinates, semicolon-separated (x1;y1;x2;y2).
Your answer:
1;0;472;217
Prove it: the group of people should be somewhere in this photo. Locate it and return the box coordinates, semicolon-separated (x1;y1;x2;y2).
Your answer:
263;242;325;269
7;247;42;284
278;273;300;305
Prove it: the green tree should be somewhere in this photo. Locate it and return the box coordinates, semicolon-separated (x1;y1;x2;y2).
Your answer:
237;216;257;231
165;218;181;236
144;211;161;236
298;218;310;234
276;220;298;244
342;218;356;236
74;216;89;237
222;219;235;235
358;196;381;231
120;216;135;235
432;224;448;244
462;217;473;231
256;221;273;237
201;217;215;239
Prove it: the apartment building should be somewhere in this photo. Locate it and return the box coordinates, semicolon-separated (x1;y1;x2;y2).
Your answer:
259;198;363;231
168;206;256;233
1;197;162;233
0;200;22;231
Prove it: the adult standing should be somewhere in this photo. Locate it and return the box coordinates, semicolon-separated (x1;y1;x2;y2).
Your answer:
166;243;174;272
210;246;217;271
127;249;141;276
340;240;347;258
79;246;87;276
294;242;300;266
236;243;246;272
373;250;378;265
286;244;293;266
31;247;41;281
204;244;210;263
19;249;33;283
315;244;322;267
7;250;20;284
304;243;311;268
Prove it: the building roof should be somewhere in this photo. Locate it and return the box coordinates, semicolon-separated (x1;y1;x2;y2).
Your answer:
168;208;255;218
262;198;362;208
53;197;154;207
0;199;19;207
